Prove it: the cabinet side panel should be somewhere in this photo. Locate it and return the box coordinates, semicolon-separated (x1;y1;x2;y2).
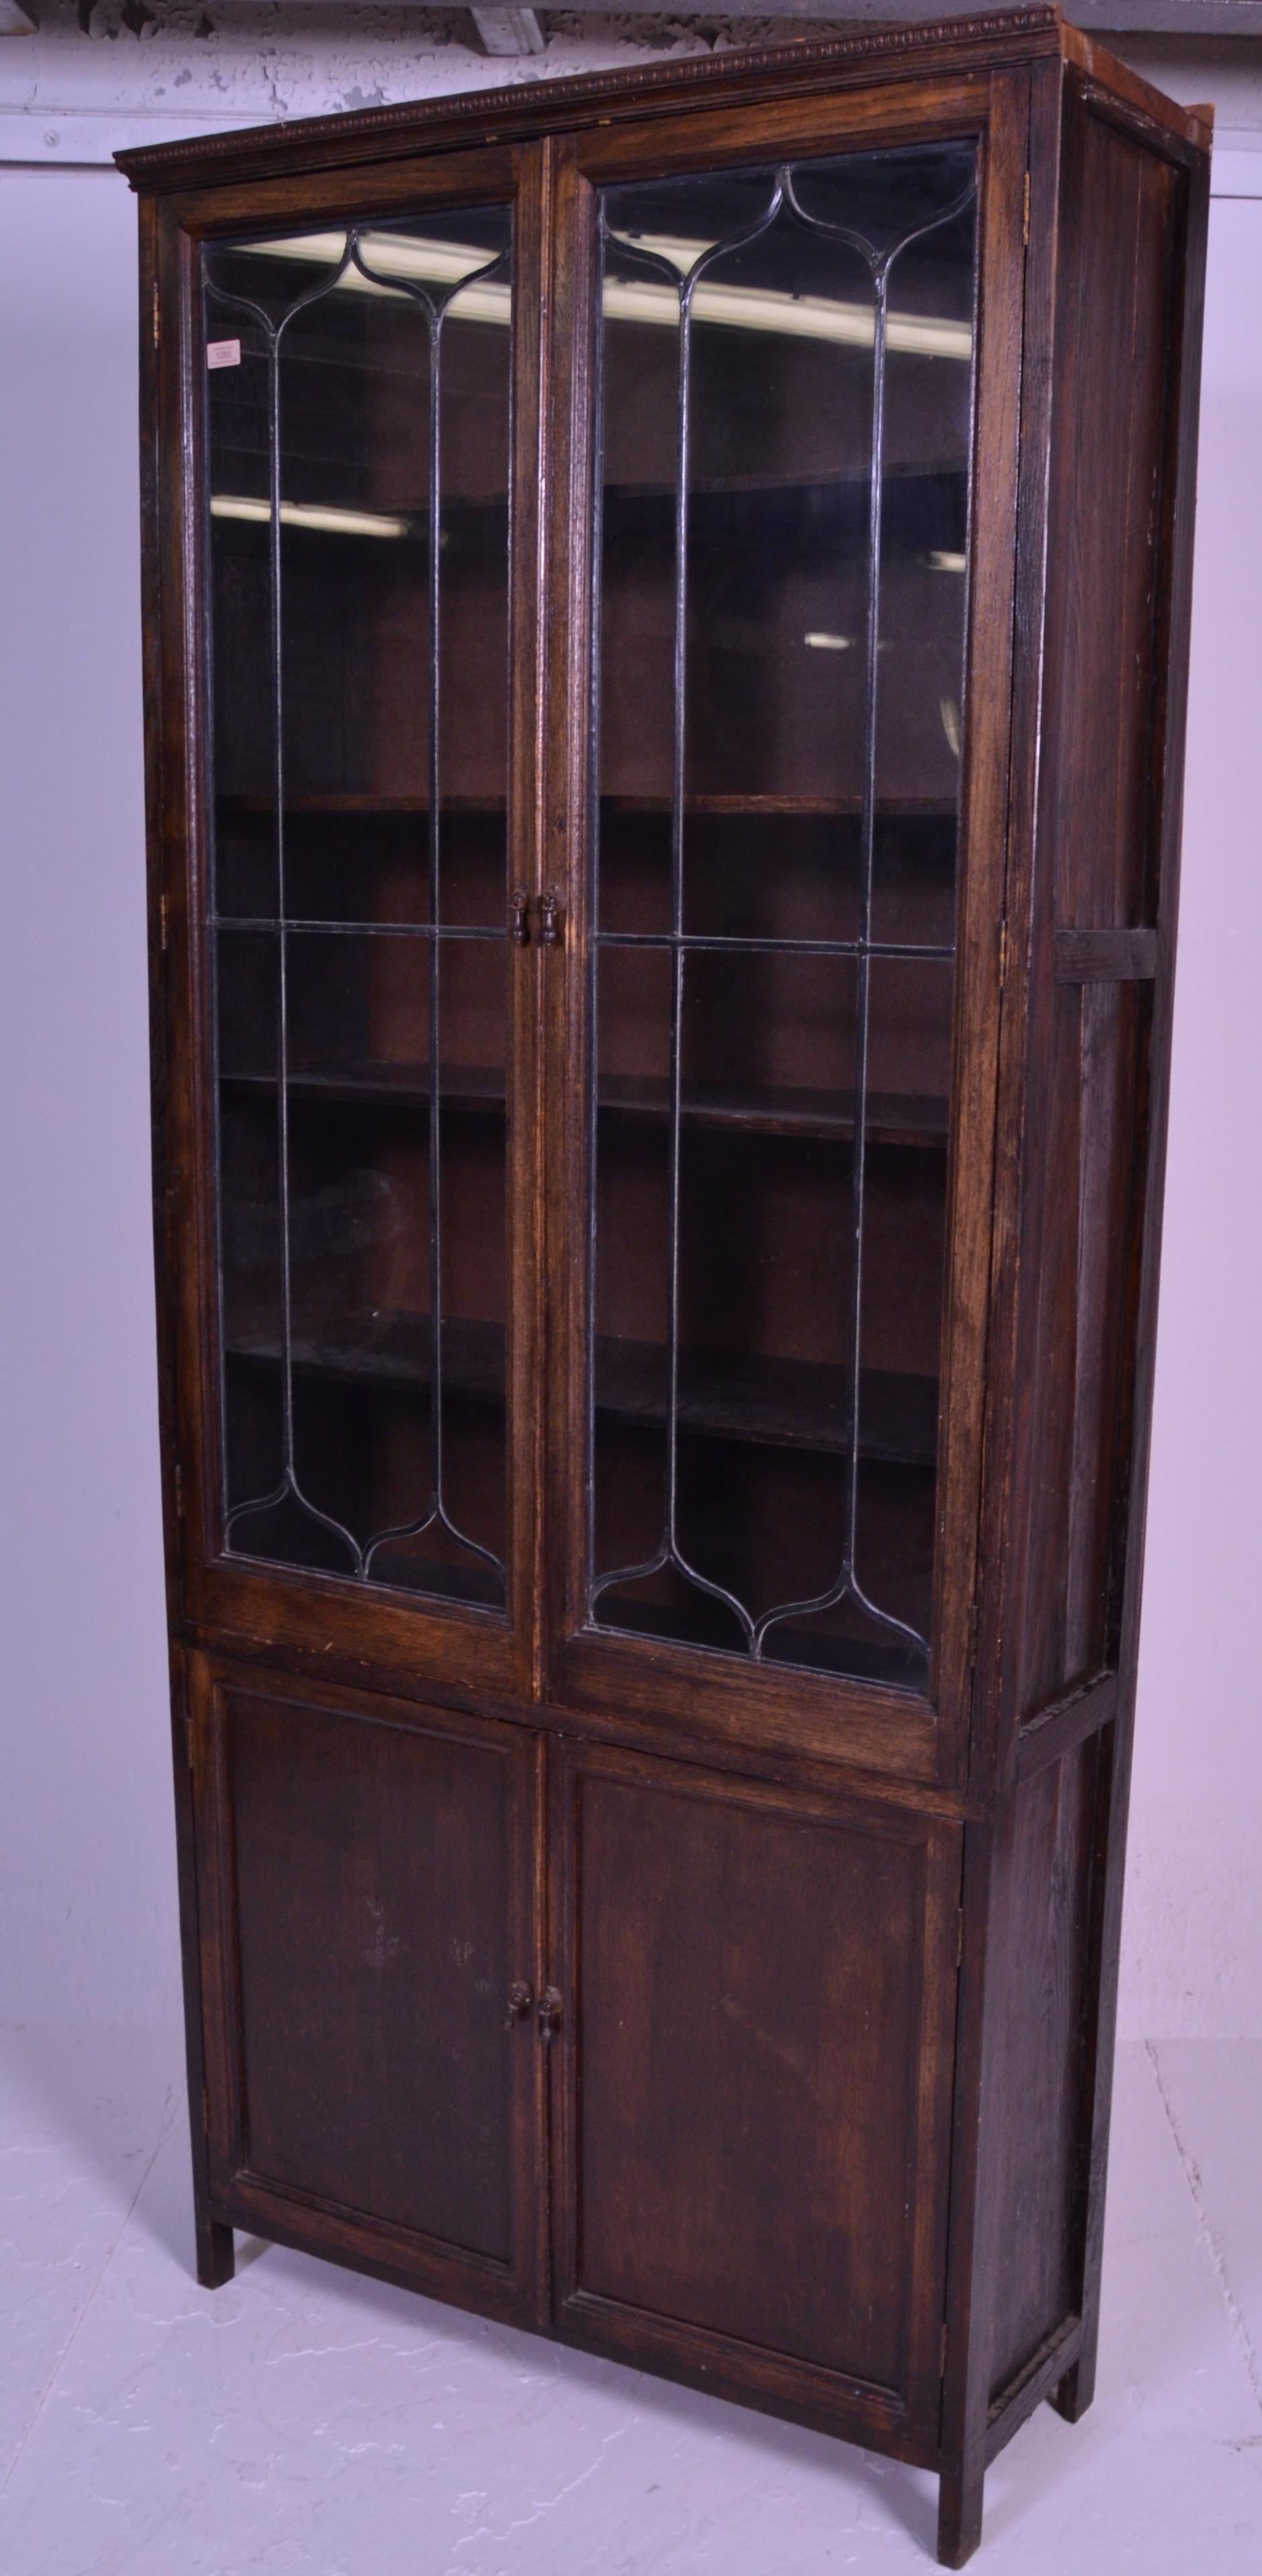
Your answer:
1047;114;1177;937
1016;105;1182;1714
984;1735;1100;2400
1022;978;1149;1697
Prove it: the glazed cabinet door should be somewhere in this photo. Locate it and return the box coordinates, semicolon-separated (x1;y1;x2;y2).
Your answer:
157;144;545;1701
544;76;1029;1777
547;1739;961;2448
189;1658;544;2322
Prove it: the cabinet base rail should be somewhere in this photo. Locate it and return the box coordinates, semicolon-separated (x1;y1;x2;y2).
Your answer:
196;2188;1088;2569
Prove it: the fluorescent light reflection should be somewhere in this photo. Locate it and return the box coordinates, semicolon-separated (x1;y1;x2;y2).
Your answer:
610;236;971;359
229;227;971;358
230;230;513;326
210;495;410;540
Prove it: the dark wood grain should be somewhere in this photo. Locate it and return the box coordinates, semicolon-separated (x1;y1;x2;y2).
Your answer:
984;2314;1081;2460
219;1058;950;1144
939;56;1208;2563
117;13;1068;191
190;1654;545;2319
1011;99;1179;1721
1014;1669;1118;1781
125;22;1210;2566
113;15;1206;205
984;1739;1100;2398
1051;71;1212;2434
549;1738;961;2441
1054;926;1158;981
539;64;1031;1804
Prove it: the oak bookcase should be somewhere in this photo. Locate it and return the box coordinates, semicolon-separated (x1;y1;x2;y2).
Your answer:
118;13;1209;2557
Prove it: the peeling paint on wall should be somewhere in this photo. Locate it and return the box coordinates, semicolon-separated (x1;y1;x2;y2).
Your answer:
0;1;802;162
6;5;1261;167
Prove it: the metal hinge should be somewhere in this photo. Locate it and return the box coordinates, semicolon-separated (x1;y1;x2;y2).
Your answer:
158;889;169;954
1022;170;1031;248
153;279;160;350
998;919;1009;990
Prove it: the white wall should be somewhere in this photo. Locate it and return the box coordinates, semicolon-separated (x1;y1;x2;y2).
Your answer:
1;50;1259;2034
0;161;175;2024
0;0;712;166
1116;188;1262;2038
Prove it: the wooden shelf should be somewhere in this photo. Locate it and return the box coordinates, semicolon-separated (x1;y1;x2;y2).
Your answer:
216;793;505;818
227;1311;505;1403
611;460;967;499
223;1307;939;1466
220;1060;949;1147
222;1062;505;1115
599;793;957;821
215;791;956;822
213;465;961;536
600;464;966;554
598;1335;939;1465
599;1073;948;1147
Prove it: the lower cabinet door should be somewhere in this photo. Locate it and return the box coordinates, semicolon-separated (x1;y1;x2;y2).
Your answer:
549;1740;961;2448
191;1657;543;2323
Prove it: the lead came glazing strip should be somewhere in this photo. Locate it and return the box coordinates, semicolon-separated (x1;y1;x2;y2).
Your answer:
754;166;976;1665
354;228;510;1592
209;245;364;1575
588;154;978;1677
588;181;790;1652
205;223;512;1599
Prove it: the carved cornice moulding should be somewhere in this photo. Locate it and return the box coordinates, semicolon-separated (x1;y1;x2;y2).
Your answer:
117;8;1072;187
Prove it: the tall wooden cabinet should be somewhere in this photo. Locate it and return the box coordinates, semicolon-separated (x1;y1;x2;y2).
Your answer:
118;11;1209;2559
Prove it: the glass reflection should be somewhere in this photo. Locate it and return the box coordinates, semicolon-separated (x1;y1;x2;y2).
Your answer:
589;146;978;1691
205;207;513;1606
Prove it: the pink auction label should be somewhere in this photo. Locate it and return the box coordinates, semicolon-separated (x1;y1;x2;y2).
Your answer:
206;339;242;370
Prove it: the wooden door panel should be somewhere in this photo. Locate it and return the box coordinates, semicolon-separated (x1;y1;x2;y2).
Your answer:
542;75;1031;1784
193;1658;542;2318
551;1740;960;2438
159;142;548;1712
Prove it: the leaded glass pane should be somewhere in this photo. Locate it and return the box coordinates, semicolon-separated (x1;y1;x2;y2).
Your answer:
587;145;978;1691
204;207;513;1605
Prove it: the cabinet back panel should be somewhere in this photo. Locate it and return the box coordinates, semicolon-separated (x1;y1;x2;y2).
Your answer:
225;1690;517;2258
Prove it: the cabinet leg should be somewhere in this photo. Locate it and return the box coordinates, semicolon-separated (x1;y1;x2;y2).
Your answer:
196;2212;235;2289
937;2450;985;2568
1050;2344;1096;2424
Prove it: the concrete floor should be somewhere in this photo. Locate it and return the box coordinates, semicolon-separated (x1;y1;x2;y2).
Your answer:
1;2031;1258;2574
